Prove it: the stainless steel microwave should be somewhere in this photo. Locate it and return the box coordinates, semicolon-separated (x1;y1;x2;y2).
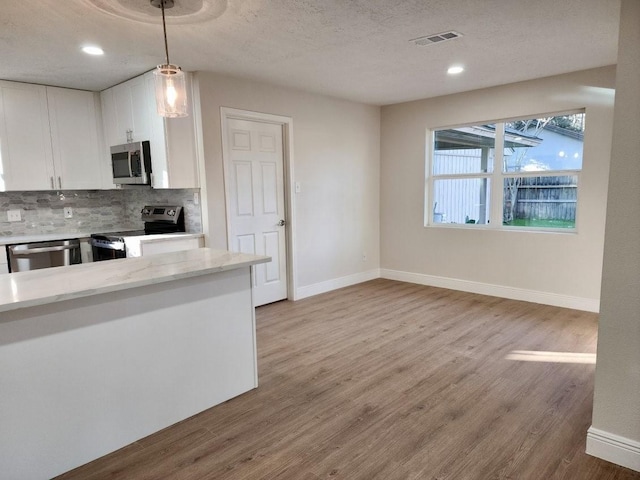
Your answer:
110;141;152;185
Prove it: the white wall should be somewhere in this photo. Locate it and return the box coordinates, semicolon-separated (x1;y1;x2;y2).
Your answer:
194;72;380;292
588;0;640;471
380;67;615;310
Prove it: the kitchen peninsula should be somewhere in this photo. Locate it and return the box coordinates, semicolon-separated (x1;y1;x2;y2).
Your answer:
0;248;269;480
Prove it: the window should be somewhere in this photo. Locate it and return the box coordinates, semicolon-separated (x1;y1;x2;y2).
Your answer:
427;112;585;230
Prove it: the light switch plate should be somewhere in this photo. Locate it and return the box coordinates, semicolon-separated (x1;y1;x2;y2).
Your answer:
7;209;21;222
295;182;301;193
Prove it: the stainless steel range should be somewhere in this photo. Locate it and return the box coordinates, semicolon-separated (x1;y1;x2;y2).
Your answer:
90;205;184;262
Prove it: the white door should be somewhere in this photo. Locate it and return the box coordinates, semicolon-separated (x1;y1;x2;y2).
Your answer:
225;118;288;306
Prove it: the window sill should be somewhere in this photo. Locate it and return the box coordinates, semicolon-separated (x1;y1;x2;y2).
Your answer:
425;223;578;235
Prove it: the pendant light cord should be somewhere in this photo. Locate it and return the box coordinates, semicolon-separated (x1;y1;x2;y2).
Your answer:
161;0;170;65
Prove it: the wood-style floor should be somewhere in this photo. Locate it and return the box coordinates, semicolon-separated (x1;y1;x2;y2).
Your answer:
57;279;640;480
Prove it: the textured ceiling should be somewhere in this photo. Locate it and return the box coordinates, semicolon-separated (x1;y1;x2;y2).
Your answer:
0;0;621;105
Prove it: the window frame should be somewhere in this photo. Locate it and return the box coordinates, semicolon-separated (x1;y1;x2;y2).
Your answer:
425;110;585;233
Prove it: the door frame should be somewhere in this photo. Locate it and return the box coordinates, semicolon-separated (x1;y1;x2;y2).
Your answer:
220;107;297;301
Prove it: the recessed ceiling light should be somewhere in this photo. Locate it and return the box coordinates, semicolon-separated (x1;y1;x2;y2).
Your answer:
447;65;464;75
82;46;104;56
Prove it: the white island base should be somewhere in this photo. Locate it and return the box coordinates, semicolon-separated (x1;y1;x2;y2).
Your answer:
0;250;267;479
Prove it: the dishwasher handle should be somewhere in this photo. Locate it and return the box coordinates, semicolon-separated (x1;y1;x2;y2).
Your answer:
9;244;79;256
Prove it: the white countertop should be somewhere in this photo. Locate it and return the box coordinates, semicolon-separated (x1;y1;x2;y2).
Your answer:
0;248;269;313
0;232;96;246
0;232;203;246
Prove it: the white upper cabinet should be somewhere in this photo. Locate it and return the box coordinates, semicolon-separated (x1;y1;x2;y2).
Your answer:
0;81;106;191
47;87;107;190
101;72;200;189
0;81;55;191
101;75;153;146
144;71;199;189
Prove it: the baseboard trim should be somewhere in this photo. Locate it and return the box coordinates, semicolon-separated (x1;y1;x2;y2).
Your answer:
295;269;381;300
379;269;600;312
293;268;600;312
586;427;640;472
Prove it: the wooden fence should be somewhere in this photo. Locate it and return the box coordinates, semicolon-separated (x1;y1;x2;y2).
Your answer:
512;175;577;221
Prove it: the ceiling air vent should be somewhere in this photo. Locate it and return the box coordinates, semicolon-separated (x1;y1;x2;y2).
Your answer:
410;31;463;46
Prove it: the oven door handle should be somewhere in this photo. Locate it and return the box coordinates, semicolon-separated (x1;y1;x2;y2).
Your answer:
90;239;126;251
9;244;78;255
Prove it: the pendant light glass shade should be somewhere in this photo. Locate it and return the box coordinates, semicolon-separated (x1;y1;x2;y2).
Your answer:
154;63;187;117
152;0;188;118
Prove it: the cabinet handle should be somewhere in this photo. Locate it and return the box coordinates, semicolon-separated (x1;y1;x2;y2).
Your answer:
57;176;62;189
50;176;55;189
9;244;78;255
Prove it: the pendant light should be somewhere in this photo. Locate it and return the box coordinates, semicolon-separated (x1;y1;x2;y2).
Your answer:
151;0;188;118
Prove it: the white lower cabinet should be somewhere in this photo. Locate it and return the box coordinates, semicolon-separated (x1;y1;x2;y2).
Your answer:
141;235;204;256
0;248;8;275
79;238;94;264
124;234;204;258
0;81;107;191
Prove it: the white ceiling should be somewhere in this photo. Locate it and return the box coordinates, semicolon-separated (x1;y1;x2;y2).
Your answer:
1;0;621;106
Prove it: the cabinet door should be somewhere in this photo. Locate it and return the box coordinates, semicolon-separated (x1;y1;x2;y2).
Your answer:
145;72;169;188
129;76;153;142
100;87;120;148
101;76;153;147
0;81;54;191
47;87;104;190
112;82;133;144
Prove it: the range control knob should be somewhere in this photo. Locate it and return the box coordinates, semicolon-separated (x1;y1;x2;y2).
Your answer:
167;209;176;216
141;208;151;215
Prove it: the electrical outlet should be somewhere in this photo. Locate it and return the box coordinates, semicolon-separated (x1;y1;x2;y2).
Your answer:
7;209;21;222
193;192;200;205
64;207;73;219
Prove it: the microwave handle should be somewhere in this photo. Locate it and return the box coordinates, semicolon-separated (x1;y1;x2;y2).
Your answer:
127;151;134;177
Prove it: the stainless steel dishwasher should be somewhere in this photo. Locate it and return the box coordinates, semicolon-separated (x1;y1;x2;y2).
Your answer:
7;239;82;273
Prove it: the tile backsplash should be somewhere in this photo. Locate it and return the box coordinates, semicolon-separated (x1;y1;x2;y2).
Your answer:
0;188;202;237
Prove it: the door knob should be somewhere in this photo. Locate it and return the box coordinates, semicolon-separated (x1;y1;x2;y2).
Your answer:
277;219;286;227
